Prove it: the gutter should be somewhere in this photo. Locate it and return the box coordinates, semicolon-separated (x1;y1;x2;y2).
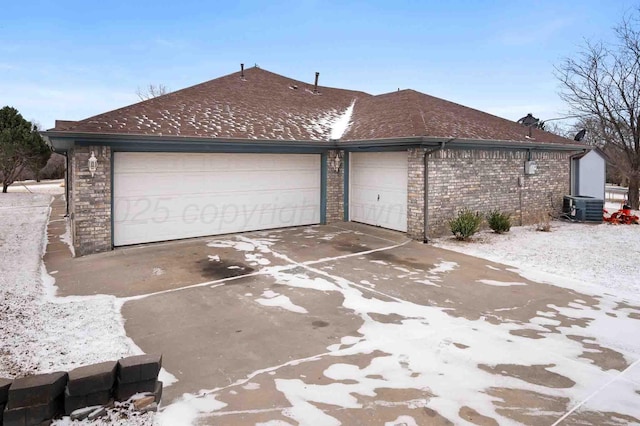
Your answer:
44;130;586;153
42;131;335;150
338;136;585;151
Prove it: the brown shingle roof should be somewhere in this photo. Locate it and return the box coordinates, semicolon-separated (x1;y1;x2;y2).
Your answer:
343;89;574;144
56;67;579;146
61;67;369;141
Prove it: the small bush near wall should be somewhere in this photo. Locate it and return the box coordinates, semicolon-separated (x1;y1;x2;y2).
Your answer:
449;209;483;240
487;210;511;234
535;210;553;232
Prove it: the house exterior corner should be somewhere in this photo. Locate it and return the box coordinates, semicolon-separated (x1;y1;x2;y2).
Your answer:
69;145;112;256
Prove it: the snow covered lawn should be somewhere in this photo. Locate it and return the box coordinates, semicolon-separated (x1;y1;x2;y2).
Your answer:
0;191;154;424
433;219;640;300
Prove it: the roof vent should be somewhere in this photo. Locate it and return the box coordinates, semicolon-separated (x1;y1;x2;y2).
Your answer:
289;85;298;90
313;72;320;94
240;63;245;80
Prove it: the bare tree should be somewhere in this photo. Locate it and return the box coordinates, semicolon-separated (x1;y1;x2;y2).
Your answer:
136;84;169;101
541;121;573;139
556;11;640;208
567;116;630;184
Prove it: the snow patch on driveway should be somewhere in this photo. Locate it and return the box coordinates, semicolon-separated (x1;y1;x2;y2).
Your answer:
477;279;527;287
59;217;75;257
428;260;458;274
256;290;308;314
159;234;640;426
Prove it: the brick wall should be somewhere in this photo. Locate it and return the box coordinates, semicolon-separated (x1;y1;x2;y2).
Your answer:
70;146;112;256
326;150;345;223
426;149;574;238
407;148;426;241
64;145;574;252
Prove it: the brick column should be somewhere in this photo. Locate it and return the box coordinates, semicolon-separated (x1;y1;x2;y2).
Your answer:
326;149;345;223
407;148;426;241
71;145;112;256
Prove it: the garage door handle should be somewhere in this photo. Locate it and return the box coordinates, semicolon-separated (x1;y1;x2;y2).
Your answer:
377;194;380;201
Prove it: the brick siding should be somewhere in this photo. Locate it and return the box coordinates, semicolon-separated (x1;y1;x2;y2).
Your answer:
66;145;575;254
326;150;345;223
407;148;426;241
426;149;574;238
70;146;112;256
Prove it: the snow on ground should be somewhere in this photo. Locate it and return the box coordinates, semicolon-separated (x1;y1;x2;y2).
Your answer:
434;219;640;300
159;231;640;425
59;217;75;257
5;182;639;425
0;189;156;424
256;290;308;314
7;179;65;194
0;192;135;376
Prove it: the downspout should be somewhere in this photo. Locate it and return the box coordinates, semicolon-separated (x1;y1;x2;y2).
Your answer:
64;152;69;216
423;140;449;243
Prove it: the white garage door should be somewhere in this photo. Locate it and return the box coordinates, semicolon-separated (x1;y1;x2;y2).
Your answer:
349;151;408;232
113;152;321;246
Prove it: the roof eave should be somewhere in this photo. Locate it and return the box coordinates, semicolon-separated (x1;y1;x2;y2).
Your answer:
337;136;586;151
43;130;587;153
42;130;335;150
444;137;587;151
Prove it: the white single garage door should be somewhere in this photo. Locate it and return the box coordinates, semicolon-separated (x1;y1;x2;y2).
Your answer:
349;151;408;232
113;152;321;246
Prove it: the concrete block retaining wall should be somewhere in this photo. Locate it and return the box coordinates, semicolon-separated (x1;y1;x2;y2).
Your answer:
0;354;162;425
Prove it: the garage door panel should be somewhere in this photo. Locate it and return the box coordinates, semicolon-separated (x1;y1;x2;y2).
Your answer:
114;189;320;223
115;205;318;243
115;170;320;198
350;152;408;232
116;152;318;173
114;153;321;246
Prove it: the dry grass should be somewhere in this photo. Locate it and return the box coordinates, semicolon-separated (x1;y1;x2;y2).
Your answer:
535;210;553;232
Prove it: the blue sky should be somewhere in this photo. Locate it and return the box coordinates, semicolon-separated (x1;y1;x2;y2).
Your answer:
1;0;636;130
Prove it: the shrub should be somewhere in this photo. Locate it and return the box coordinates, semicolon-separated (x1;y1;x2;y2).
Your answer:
487;210;511;234
449;209;483;240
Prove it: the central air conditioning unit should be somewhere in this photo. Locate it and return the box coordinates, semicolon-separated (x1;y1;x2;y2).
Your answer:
562;195;604;223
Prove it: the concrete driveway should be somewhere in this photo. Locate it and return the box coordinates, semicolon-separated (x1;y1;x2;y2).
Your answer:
46;200;640;425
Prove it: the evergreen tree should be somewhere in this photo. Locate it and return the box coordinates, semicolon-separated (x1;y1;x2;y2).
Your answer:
0;106;50;192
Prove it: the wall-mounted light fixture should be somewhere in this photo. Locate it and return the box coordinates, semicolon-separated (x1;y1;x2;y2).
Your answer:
331;151;344;173
88;152;98;177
